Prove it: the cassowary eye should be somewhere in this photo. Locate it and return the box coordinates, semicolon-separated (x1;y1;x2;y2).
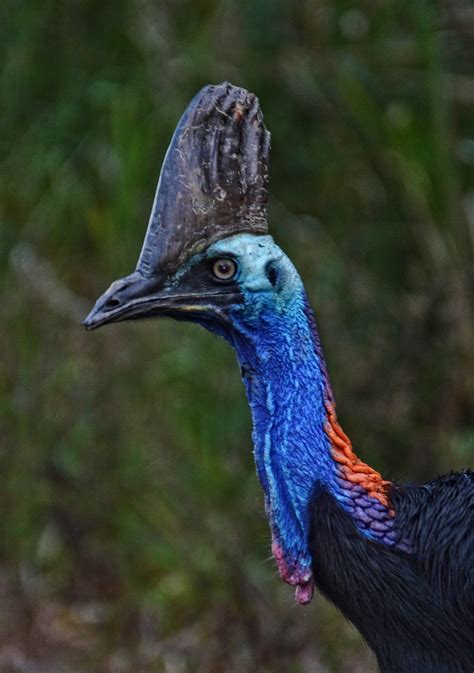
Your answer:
212;258;237;281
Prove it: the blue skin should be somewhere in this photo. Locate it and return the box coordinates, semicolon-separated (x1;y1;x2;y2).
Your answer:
175;233;397;601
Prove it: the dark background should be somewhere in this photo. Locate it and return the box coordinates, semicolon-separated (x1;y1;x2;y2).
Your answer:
1;1;473;671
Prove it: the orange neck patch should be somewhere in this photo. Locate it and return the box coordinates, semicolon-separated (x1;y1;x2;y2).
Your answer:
324;401;392;509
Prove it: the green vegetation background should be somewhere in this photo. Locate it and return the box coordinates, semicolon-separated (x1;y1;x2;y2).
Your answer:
1;1;473;671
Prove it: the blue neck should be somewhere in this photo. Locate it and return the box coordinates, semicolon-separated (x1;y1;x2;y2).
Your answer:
223;284;400;603
228;289;338;596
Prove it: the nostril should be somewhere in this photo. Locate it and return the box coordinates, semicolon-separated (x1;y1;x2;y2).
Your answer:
105;297;121;310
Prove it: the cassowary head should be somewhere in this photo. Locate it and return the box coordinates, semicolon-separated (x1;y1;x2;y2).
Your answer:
83;83;302;340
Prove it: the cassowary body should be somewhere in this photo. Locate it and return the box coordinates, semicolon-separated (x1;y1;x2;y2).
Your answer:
84;83;474;672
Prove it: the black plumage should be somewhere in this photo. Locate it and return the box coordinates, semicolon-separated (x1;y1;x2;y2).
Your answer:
312;471;474;672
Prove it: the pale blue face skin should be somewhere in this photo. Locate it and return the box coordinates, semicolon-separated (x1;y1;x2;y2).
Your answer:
207;233;302;307
171;233;303;315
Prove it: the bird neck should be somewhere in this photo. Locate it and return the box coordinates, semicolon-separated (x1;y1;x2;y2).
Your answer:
229;288;394;604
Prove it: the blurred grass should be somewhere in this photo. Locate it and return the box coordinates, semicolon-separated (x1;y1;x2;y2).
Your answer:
1;1;473;671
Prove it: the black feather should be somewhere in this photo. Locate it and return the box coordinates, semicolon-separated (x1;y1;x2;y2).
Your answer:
310;471;474;673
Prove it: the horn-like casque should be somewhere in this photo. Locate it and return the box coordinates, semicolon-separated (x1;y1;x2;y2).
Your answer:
136;82;270;277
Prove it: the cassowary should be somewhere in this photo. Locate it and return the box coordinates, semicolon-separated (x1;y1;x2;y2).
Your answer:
84;83;474;672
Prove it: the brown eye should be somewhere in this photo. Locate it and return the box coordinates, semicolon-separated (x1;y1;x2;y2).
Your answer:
212;258;237;281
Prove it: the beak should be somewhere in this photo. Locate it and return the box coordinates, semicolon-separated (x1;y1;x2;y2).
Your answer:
82;270;234;330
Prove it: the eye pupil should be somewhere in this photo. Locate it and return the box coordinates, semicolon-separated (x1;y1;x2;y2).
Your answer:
212;258;236;281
